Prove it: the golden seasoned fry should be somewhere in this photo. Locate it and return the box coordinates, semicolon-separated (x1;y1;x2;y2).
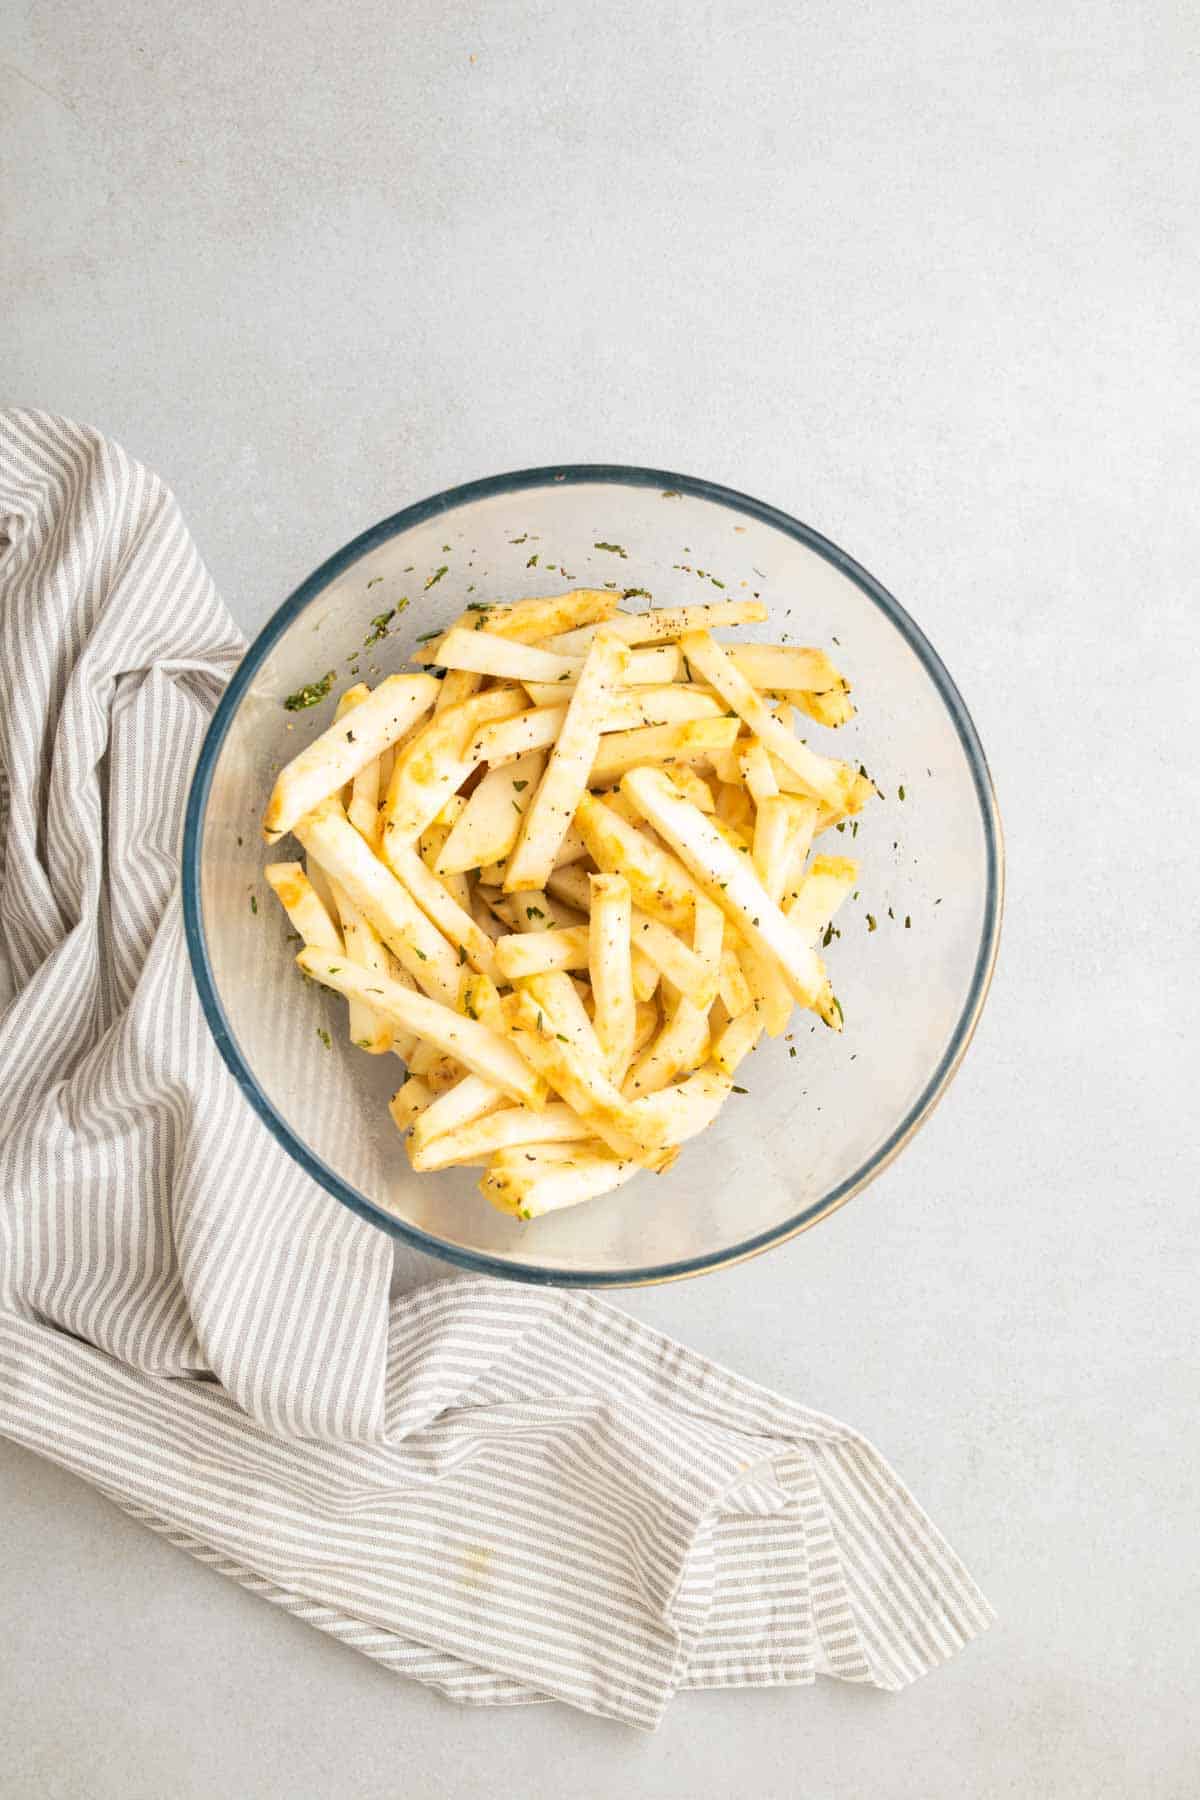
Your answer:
620;766;824;1006
495;926;591;981
434;749;547;876
589;716;740;786
264;862;343;951
717;942;753;1017
785;855;860;941
679;632;857;811
411;1102;592;1172
664;764;717;811
409;1073;505;1155
383;839;498;979
327;879;394;1053
481;1152;641;1219
504;632;629;892
382;687;527;850
588;874;635;1080
738;738;778;805
791;684;856;729
575;793;696;929
388;1077;436;1132
726;644;845;692
752;795;796;902
263;674;439;842
631;1066;734;1143
711;1007;764;1075
468;707;564;766
263;590;874;1227
521;645;681;703
433;629;585;685
300;948;547;1107
541;598;768;653
293;801;461;1003
622;996;711;1099
502;989;670;1166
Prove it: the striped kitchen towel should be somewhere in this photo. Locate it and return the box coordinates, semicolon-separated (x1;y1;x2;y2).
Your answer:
0;410;992;1730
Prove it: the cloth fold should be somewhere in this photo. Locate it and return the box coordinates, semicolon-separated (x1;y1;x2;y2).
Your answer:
0;410;991;1729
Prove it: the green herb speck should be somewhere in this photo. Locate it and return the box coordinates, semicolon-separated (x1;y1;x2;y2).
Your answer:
593;541;627;557
283;669;336;711
425;566;448;590
731;1084;749;1095
526;553;539;567
364;609;395;645
249;895;258;914
316;1028;331;1048
866;914;877;932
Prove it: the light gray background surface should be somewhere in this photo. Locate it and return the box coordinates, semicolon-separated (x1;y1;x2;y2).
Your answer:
3;2;1198;1795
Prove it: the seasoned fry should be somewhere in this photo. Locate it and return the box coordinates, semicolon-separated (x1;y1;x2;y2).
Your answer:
409;1073;505;1154
502;989;670;1166
300;948;547;1107
621;766;824;1006
264;862;343;951
632;1066;734;1143
495;926;591;981
263;674;439;841
588;716;739;786
521;645;681;703
385;839;498;980
679;632;857;811
588;873;635;1080
541;599;768;653
504;632;629;891
411;1102;592;1172
262;587;874;1226
575;793;696;929
327;878;394;1053
382;686;526;850
389;1077;436;1132
434;749;547;876
411;591;619;663
481;1152;641;1219
785;854;860;941
727;644;846;692
293;802;461;1003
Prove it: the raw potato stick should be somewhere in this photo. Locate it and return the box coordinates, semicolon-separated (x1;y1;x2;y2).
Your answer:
621;766;825;1006
327;878;394;1053
588;874;635;1080
264;862;343;951
411;1102;593;1172
679;631;857;812
502;989;670;1166
540;599;769;653
504;632;629;891
299;948;547;1107
384;838;499;981
588;716;740;786
263;674;439;841
293;802;461;1004
434;749;547;875
482;1153;641;1219
382;687;527;850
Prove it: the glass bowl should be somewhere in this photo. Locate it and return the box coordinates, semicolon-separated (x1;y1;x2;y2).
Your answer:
182;466;1002;1286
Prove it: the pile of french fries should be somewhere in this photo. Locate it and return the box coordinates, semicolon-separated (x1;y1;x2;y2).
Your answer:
261;588;870;1220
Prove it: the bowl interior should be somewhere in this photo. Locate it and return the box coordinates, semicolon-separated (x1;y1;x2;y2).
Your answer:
184;469;1001;1283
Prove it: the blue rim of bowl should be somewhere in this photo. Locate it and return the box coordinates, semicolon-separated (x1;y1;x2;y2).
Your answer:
182;464;1003;1287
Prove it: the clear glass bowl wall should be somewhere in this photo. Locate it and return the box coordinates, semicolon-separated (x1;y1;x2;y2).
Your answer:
184;469;1002;1284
